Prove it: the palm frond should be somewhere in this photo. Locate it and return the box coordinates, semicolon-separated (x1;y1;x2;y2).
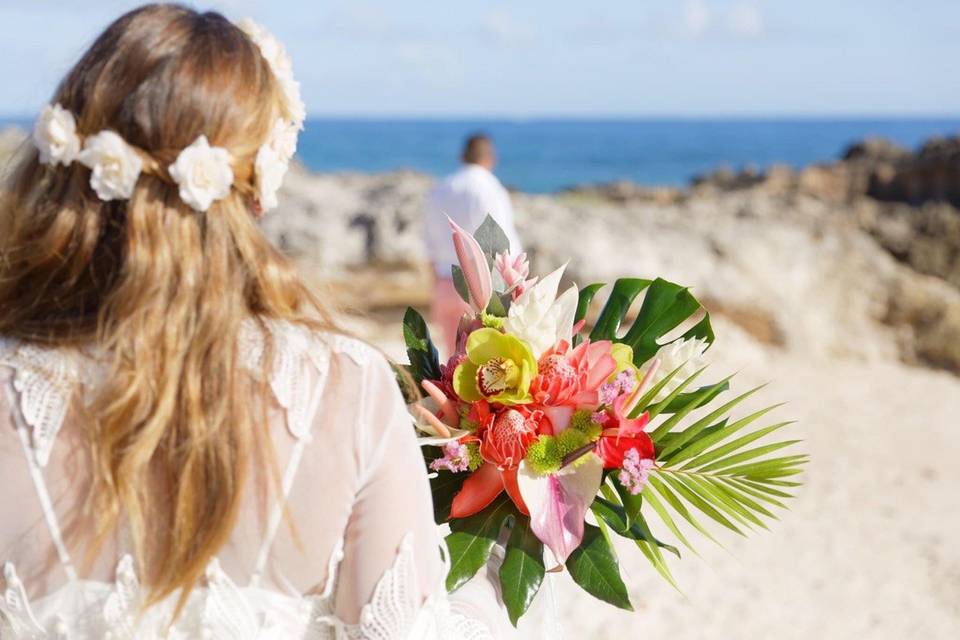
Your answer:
580;279;806;584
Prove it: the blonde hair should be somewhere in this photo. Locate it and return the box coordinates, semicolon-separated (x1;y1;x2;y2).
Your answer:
0;4;335;610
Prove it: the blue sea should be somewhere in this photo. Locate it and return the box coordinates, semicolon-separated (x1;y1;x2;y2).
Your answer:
5;117;959;193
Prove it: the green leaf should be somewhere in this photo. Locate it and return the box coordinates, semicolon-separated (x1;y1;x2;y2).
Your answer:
573;283;605;346
647;474;719;546
650;380;730;415
402;307;442;383
682;313;715;346
589;278;652;341
660;473;745;535
445;496;514;592
648;371;724;442
720;455;809;478
628;362;693;418
655;383;760;457
451;265;471;305
474;214;510;262
685;475;766;529
565;524;633;611
590;496;680;558
428;467;467;523
611;475;643;531
499;513;545;626
486;291;511;317
698;440;802;473
641;483;696;552
735;478;795;499
575;283;605;325
671;411;788;468
621;278;704;365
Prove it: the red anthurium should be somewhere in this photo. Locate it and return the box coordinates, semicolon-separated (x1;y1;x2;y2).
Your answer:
595;393;655;469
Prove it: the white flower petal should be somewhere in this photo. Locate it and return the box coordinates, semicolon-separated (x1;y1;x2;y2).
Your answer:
517;454;604;566
505;264;576;355
33;104;81;167
239;18;305;130
640;336;710;402
254;144;288;212
168;135;234;213
77;131;143;201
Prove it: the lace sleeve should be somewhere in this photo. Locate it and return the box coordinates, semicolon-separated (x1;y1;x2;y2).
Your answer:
332;350;495;639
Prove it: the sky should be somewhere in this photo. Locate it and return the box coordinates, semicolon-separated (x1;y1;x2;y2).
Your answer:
1;0;959;118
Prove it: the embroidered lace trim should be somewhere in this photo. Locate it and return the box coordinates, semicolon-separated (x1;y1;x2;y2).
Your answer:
0;534;492;639
0;321;372;465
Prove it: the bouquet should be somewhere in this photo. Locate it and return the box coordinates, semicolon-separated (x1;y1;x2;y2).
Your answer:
400;216;805;625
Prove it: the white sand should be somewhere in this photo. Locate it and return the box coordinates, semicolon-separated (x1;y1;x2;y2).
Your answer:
367;315;960;639
552;329;960;639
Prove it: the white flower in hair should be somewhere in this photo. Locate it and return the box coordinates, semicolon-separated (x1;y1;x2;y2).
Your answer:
238;18;306;129
77;131;143;201
33;103;81;167
253;118;297;211
255;144;286;212
267;118;297;163
168;135;234;213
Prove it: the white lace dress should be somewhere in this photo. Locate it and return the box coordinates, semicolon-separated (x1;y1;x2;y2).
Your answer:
0;322;503;639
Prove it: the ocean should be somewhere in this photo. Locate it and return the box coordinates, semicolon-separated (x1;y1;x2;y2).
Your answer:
5;117;959;193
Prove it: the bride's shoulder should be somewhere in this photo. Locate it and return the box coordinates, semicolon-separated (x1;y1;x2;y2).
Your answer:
240;318;391;391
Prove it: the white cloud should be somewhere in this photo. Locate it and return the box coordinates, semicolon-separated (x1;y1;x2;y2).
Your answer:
321;4;394;40
729;3;764;38
481;9;534;45
394;42;465;88
683;0;710;38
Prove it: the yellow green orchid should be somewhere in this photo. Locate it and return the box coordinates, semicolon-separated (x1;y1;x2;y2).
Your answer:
453;328;538;406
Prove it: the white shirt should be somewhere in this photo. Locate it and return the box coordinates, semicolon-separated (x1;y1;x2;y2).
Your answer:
424;164;522;277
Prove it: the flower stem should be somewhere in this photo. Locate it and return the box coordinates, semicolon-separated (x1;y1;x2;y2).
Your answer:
560;441;597;469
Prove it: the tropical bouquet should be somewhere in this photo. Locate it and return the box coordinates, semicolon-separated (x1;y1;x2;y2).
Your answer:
400;216;805;625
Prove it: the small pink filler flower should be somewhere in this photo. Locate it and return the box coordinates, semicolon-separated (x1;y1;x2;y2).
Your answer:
430;441;471;473
618;448;655;495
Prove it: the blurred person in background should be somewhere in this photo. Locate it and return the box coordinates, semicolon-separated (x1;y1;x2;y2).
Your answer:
424;134;522;354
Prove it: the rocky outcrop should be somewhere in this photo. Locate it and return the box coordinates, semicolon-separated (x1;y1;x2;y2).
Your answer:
2;125;959;374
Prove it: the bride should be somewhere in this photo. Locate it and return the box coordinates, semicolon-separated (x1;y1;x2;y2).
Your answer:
0;5;525;638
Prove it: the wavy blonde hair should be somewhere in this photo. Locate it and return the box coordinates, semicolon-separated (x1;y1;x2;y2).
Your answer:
0;4;334;610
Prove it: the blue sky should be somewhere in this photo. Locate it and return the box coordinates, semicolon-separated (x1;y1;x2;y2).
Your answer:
1;0;959;118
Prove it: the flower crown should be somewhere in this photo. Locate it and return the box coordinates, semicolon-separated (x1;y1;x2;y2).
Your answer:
31;19;305;213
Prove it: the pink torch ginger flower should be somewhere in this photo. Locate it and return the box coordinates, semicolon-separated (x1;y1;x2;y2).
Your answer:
430;441;471;473
618;448;655;495
530;338;617;432
495;251;538;300
479;408;544;469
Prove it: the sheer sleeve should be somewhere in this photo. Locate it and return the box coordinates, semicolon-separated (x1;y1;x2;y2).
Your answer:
332;350;499;639
333;353;444;622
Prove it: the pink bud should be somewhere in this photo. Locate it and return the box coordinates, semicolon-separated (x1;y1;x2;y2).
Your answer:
495;251;537;300
449;217;493;314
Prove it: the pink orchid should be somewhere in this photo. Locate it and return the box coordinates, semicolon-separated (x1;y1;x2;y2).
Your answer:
449;217;492;314
530;339;618;433
495;251;538;300
517;453;604;566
